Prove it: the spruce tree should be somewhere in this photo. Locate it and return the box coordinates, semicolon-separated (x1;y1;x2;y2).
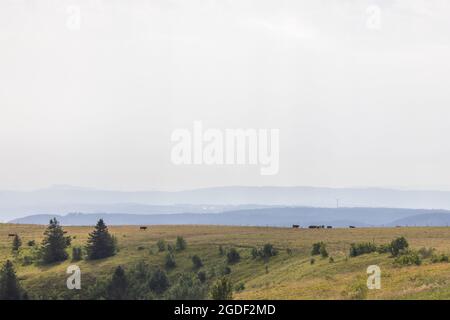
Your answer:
0;260;26;300
12;235;22;252
41;218;69;264
86;219;116;260
106;266;129;300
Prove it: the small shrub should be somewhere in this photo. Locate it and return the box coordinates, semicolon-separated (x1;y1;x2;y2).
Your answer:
343;277;368;300
227;248;240;264
310;258;315;265
418;247;435;259
149;268;170;294
27;240;36;247
167;243;175;253
394;250;421;266
431;254;449;263
175;236;187;251
72;247;83;261
210;277;233;300
12;235;22;252
235;282;245;292
197;271;207;283
349;242;377;257
192;255;203;269
320;245;329;258
376;244;391;254
329;256;334;263
137;246;145;251
22;255;34;266
251;244;278;260
286;248;292;256
219;245;224;256
221;265;231;275
156;240;166;252
311;242;324;256
390;237;409;257
165;253;176;269
166;273;206;300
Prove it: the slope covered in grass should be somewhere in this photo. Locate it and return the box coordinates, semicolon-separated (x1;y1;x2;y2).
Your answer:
1;224;450;299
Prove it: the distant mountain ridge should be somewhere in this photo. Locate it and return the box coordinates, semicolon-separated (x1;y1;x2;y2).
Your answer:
9;207;450;227
3;185;450;221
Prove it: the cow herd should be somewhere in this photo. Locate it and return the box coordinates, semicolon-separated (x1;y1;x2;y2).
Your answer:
292;225;356;229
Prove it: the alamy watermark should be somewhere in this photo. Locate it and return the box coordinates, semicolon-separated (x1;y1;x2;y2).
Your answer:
66;265;81;290
171;121;280;175
367;265;381;290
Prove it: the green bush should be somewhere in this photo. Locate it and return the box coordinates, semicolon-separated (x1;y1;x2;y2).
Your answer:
156;240;166;252
431;254;449;263
192;255;203;269
310;258;315;265
251;244;278;260
394;250;421;266
219;245;224;256
197;271;207;283
390;236;409;257
227;248;240;264
21;255;34;266
418;247;435;259
221;265;231;275
210;277;233;300
149;268;170;294
311;242;324;256
12;235;22;252
72;247;83;261
175;236;187;251
27;240;35;247
235;282;245;292
165;253;176;269
166;273;206;300
376;244;391;254
320;244;329;258
349;242;377;257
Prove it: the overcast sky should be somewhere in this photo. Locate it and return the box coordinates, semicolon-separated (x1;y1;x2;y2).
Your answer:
1;0;450;191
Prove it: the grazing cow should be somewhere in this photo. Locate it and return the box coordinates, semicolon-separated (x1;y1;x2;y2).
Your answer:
308;225;316;229
292;224;299;229
327;226;332;229
63;231;68;234
8;233;16;237
349;226;356;229
140;226;148;230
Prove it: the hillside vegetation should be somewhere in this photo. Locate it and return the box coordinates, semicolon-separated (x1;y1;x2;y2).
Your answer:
1;223;450;299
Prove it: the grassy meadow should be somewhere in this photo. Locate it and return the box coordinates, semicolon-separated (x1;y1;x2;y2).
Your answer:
1;223;450;299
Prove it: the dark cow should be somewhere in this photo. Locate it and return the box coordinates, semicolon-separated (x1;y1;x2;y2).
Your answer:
292;224;300;229
8;233;16;237
140;226;148;230
349;226;356;229
327;226;333;229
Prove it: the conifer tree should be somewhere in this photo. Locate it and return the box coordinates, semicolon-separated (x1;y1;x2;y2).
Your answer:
106;266;129;300
41;218;69;264
86;219;116;260
0;260;26;300
12;235;22;252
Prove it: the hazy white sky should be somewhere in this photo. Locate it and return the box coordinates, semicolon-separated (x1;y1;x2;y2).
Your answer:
1;0;450;191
